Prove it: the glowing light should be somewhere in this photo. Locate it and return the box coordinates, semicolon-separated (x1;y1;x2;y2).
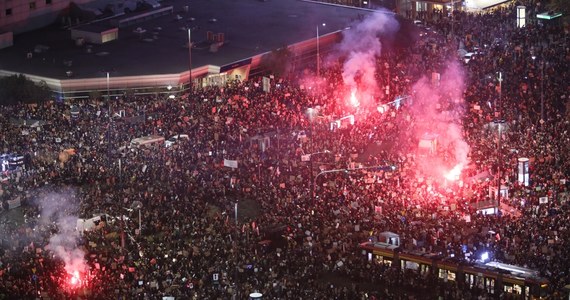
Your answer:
444;164;462;181
480;251;489;262
69;270;81;286
349;89;360;107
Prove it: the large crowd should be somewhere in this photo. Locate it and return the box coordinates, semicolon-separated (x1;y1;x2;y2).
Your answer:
1;0;569;299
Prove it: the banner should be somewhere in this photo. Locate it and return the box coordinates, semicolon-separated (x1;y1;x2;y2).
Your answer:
8;197;21;209
301;154;311;162
223;159;238;169
539;196;548;204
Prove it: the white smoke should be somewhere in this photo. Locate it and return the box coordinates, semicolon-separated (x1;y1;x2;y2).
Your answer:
37;187;87;275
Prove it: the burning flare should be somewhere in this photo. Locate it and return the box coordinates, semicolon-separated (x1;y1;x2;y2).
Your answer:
69;270;81;286
349;89;360;107
444;164;462;181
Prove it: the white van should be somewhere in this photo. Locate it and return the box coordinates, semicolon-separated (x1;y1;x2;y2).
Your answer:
130;135;165;149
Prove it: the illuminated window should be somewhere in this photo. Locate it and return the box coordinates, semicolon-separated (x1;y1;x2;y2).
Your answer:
486;278;495;294
513;284;522;294
439;269;447;279
516;6;526;28
29;2;36;10
465;274;474;288
374;255;383;264
447;271;456;281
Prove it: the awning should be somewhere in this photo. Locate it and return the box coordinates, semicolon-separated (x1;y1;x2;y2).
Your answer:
464;0;509;10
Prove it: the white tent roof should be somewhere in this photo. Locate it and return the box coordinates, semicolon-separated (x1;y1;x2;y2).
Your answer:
464;0;509;10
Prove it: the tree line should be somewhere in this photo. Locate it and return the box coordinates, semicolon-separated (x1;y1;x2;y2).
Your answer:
0;74;52;106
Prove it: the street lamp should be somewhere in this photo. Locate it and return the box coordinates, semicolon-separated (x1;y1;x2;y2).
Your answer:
495;72;503;115
316;23;326;78
494;119;506;213
540;60;545;125
312;165;396;204
131;201;143;234
531;55;545;126
106;72;110;102
188;29;193;92
306;150;330;204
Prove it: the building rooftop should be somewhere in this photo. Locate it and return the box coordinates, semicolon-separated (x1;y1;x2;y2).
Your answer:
0;0;372;80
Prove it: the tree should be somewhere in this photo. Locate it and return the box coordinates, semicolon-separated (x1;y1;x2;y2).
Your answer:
259;46;294;77
546;0;570;15
0;74;52;106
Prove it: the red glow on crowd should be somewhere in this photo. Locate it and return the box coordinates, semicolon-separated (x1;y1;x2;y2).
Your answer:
444;164;463;181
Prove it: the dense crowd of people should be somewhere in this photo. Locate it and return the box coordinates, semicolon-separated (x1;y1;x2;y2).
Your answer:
1;0;569;299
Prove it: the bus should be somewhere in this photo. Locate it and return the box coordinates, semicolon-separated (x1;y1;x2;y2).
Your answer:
359;241;549;299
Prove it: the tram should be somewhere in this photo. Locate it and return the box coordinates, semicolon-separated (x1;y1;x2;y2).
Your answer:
359;241;549;299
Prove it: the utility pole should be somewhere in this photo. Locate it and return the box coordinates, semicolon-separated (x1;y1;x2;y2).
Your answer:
188;29;193;93
540;61;544;125
233;202;238;300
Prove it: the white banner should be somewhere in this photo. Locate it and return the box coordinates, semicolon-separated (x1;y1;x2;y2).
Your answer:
301;154;311;162
262;77;271;93
223;159;238;169
8;197;21;209
539;196;548;204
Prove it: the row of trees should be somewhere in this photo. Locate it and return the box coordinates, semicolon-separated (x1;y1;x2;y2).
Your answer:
0;74;52;106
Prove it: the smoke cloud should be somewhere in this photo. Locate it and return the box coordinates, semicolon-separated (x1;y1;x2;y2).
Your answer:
337;11;400;107
37;187;87;275
408;61;470;178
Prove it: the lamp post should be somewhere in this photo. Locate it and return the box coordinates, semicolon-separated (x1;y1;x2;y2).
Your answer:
451;0;454;37
188;29;193;92
131;201;143;235
307;107;317;153
316;23;326;78
312;165;396;203
532;55;545;126
106;72;110;102
494;119;506;213
496;72;503;115
307;150;330;204
540;60;544;125
233;201;238;300
106;71;112;168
